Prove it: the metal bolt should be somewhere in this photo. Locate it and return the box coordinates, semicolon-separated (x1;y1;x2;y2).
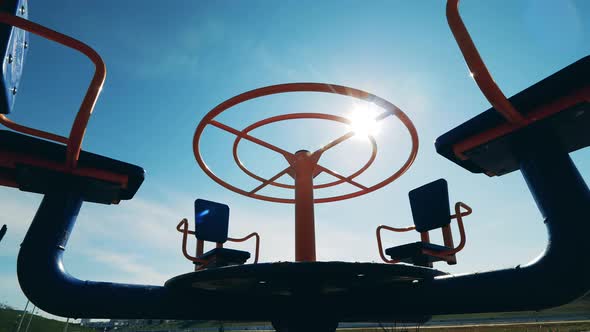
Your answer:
24;41;28;49
7;53;12;64
19;5;25;16
11;87;17;95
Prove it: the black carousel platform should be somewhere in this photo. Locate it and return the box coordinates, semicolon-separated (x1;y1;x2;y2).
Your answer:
165;261;446;296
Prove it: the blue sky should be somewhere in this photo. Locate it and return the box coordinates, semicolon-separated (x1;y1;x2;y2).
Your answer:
0;0;588;320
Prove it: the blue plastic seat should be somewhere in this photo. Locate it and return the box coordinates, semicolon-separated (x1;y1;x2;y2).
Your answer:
379;179;472;268
175;199;259;270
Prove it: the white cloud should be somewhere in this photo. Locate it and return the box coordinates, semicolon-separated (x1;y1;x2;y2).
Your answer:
88;249;170;285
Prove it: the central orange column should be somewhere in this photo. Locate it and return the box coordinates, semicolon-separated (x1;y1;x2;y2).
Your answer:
292;150;317;262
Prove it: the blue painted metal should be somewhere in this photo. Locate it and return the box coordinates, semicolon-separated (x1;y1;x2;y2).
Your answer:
16;190;237;320
15;130;590;321
194;199;229;243
0;0;28;114
408;179;451;232
398;133;590;314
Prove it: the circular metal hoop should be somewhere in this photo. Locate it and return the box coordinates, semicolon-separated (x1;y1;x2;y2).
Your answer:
193;82;419;204
232;113;378;190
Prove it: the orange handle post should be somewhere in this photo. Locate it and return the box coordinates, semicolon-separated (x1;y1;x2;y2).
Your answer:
446;0;525;125
376;224;416;264
175;219;207;265
228;232;261;264
423;202;473;258
0;12;106;169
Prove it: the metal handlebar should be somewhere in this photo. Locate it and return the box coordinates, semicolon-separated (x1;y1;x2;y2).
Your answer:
446;0;525;124
376;201;472;264
423;202;472;258
0;12;106;170
175;219;207;265
376;224;416;264
175;218;261;265
228;232;261;264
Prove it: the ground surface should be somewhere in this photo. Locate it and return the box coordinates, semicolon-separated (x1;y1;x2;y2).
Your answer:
1;295;588;331
0;307;94;332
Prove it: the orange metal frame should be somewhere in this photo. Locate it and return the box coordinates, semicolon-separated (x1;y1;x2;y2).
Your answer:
175;218;260;270
446;0;589;168
0;13;128;191
232;113;378;191
193;83;419;261
376;202;472;265
193;83;418;204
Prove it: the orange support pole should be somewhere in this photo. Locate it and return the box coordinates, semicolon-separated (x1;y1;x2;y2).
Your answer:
194;239;204;271
420;232;430;243
441;225;454;248
441;225;457;264
292;150;317;262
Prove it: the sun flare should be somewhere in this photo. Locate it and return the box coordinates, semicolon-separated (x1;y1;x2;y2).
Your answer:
346;102;382;139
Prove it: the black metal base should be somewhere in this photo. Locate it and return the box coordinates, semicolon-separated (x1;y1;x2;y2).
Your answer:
165;261;446;296
165;262;441;324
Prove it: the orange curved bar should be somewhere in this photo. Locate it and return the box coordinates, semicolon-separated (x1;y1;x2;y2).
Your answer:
232;113;378;191
175;219;207;265
446;0;525;125
423;201;473;258
0;114;68;143
452;87;589;162
0;13;106;169
376;224;416;264
228;232;260;264
193;83;419;204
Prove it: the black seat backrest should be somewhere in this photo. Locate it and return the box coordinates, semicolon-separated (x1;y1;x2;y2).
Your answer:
408;179;451;233
0;0;28;114
194;199;230;243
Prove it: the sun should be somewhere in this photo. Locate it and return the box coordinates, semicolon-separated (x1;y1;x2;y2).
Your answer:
346;102;382;139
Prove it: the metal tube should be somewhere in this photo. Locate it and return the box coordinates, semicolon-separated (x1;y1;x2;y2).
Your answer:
293;150;317;262
16;190;273;320
419;232;430;243
14;300;29;332
23;306;35;332
195;239;205;271
372;133;590;315
62;318;69;332
14;133;590;321
441;225;457;264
